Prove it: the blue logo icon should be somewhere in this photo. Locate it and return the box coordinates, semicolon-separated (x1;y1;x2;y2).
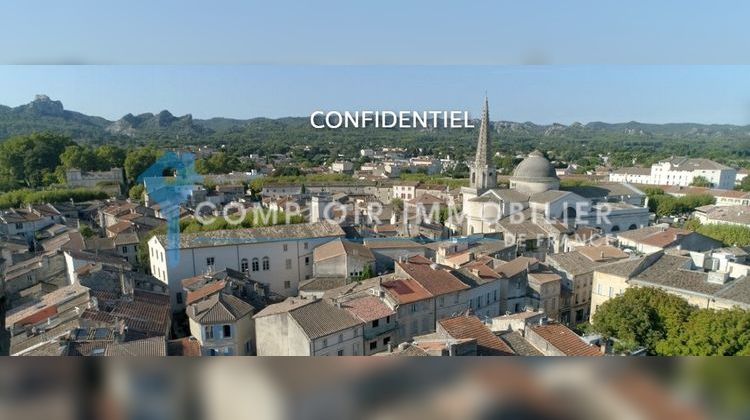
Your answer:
138;152;202;267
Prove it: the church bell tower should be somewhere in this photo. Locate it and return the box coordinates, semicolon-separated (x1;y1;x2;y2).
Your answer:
469;96;496;191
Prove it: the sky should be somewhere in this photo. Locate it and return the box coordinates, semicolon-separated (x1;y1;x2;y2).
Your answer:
2;1;750;65
2;2;750;124
1;65;750;125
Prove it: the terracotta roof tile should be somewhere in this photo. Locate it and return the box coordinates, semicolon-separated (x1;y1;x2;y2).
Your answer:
382;278;433;304
530;323;601;356
439;315;514;356
397;259;470;296
342;295;395;322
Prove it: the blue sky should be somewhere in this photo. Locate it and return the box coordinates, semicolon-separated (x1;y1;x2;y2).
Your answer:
2;1;750;65
2;2;750;123
1;65;750;124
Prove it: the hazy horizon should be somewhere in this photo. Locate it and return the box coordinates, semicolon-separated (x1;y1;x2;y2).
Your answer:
3;65;750;126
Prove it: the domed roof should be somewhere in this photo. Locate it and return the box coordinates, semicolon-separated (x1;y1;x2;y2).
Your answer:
511;150;558;180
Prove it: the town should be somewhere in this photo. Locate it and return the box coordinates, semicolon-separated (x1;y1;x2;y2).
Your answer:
1;96;750;357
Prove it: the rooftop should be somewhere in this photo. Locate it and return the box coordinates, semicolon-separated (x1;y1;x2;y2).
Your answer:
289;299;363;340
341;295;395;322
299;276;349;293
313;238;375;262
397;258;470;296
439;315;514;356
187;292;255;324
530;323;601;356
382;278;433;304
155;221;345;249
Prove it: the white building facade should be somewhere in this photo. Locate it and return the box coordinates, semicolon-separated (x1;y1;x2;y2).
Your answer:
148;222;345;310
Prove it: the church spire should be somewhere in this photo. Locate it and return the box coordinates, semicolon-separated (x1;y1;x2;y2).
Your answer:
469;96;497;191
474;95;491;166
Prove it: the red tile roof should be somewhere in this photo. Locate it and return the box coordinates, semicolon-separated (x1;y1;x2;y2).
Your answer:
397;258;470;296
342;295;395;322
439;315;514;356
382;278;433;304
168;337;202;357
530;323;601;356
186;280;226;305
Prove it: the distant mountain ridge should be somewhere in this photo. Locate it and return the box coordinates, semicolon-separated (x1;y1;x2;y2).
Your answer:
1;95;749;143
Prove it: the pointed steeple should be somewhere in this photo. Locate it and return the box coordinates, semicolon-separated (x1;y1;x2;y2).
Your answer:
469;96;496;191
474;95;491;166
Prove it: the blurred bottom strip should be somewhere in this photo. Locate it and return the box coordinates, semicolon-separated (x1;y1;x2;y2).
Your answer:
0;357;746;420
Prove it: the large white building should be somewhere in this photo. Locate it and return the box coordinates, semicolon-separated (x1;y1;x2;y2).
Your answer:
148;221;345;309
461;98;650;238
609;157;736;189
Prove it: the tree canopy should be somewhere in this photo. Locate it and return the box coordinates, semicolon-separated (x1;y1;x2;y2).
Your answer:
591;287;750;355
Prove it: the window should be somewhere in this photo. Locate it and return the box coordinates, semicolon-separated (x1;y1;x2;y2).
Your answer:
204;326;214;340
305;256;310;266
337;349;344;356
206;257;215;266
15;222;23;230
410;304;417;313
608;287;613;298
262;256;270;270
369;341;377;350
372;319;379;328
338;334;343;343
303;242;309;250
284;281;291;289
122;246;128;253
223;325;232;338
283;244;288;252
176;292;183;304
286;258;292;269
439;296;445;307
322;338;328;347
386;316;390;324
383;337;391;346
252;258;259;272
241;258;249;272
493;290;497;302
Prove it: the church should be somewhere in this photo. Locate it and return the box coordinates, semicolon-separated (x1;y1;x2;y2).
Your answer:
459;97;650;251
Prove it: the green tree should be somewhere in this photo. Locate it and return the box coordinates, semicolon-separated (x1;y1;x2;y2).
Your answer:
657;308;750;356
738;175;750;192
124;147;162;183
129;184;145;203
695;223;750;247
690;175;712;187
0;133;74;189
590;287;695;354
79;225;95;238
359;264;375;281
59;145;99;171
391;197;404;213
95;145;127;169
